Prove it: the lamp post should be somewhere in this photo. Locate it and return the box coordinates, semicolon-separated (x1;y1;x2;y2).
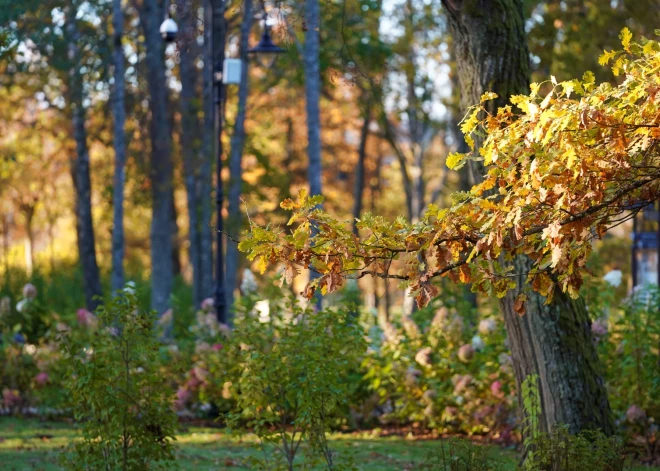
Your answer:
161;3;282;324
631;201;660;289
213;2;283;324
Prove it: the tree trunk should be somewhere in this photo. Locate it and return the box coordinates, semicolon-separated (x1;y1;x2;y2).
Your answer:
351;95;372;236
67;12;103;311
177;0;203;308
23;207;34;276
225;0;253;315
111;0;127;294
1;215;9;277
501;256;613;435
304;0;323;304
441;0;614;436
199;0;218;303
138;0;174;316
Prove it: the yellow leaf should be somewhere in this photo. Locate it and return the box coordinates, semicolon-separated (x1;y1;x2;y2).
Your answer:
465;134;475;150
446;152;465;170
564;147;578;169
620;27;632;52
460;108;480;136
480;91;498;103
551;245;563;268
598;50;617;66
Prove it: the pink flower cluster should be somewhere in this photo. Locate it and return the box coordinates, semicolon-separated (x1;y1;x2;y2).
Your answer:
2;388;20;408
77;309;98;328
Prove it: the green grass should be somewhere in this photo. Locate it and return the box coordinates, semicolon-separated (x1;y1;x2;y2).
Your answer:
0;417;658;470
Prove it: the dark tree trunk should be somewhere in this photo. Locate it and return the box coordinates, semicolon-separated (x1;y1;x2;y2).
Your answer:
177;0;203;308
441;0;614;436
1;215;9;277
23;206;35;276
199;0;217;302
171;197;182;276
304;0;323;203
225;0;253;314
351;96;372;236
67;13;103;311
304;0;323;305
138;0;174;316
111;0;127;294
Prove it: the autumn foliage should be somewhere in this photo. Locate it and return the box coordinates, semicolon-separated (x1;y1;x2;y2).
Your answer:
239;31;660;311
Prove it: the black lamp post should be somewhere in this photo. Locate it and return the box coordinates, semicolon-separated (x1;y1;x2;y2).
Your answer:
631;201;660;289
248;12;284;67
160;3;282;324
214;2;283;324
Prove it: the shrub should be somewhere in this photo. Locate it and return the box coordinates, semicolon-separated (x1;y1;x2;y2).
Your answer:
60;291;178;471
361;281;515;437
418;438;505;470
225;294;365;470
592;284;660;462
521;374;631;471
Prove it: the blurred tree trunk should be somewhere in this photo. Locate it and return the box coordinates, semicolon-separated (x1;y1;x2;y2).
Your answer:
138;0;174;316
177;0;203;308
225;0;253;315
111;0;127;294
171;197;182;277
67;11;103;311
304;0;323;303
1;215;9;277
351;95;372;236
22;204;35;276
200;0;220;303
442;0;614;437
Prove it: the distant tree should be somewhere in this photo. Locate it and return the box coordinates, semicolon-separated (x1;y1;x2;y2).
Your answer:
177;0;205;308
225;0;253;315
111;0;128;294
136;0;175;317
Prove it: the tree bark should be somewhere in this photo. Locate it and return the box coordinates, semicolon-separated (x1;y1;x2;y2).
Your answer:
67;11;103;311
225;0;253;315
351;95;372;236
177;0;203;308
23;206;34;276
304;0;323;304
138;0;174;315
441;0;614;436
111;0;127;294
199;0;218;303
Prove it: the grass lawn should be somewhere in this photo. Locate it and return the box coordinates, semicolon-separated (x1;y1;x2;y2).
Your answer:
0;417;658;470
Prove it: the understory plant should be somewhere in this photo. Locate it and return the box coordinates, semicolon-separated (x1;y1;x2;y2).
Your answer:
361;280;515;438
226;294;365;470
521;374;631;471
60;292;177;471
601;285;660;462
418;438;505;470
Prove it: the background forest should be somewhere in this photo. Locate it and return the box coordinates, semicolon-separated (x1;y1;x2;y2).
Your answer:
0;0;660;470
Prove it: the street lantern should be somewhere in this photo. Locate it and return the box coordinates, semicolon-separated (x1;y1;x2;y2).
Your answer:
160;17;178;43
631;202;660;288
248;19;284;68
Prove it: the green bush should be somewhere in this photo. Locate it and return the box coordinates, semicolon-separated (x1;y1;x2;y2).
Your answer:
225;294;365;470
418;438;505;470
60;291;178;471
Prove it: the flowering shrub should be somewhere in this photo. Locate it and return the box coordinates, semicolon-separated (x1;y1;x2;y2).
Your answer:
361;293;516;438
